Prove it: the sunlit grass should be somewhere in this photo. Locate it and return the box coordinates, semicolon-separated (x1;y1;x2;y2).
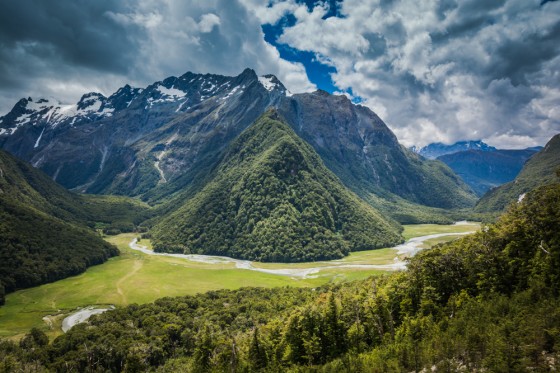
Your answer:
0;223;480;340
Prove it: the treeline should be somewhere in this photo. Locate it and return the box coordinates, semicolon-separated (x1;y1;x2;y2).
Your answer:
1;182;559;371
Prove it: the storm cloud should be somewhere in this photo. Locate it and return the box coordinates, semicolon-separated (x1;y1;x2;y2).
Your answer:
0;0;314;114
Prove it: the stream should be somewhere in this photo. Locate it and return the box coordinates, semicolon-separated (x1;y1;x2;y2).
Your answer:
61;306;115;332
128;224;477;278
61;224;476;332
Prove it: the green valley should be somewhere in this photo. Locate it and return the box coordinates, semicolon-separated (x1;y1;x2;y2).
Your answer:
0;223;478;340
0;182;556;372
0;42;556;372
0;150;149;305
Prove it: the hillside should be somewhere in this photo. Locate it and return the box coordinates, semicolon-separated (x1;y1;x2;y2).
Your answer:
476;134;560;212
438;148;538;195
0;69;476;223
3;181;559;372
150;110;403;262
0;150;149;305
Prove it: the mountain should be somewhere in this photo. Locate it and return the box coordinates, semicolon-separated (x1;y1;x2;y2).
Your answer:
150;110;403;262
415;140;496;159
475;134;560;212
0;69;476;222
437;148;539;196
0;150;148;305
276;91;476;211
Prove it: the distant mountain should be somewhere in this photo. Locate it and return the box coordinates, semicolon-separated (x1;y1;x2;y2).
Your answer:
415;140;496;159
438;148;539;196
150;110;403;262
0;69;476;223
0;150;148;304
475;134;560;212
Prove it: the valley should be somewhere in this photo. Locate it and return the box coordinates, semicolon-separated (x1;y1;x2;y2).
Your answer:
0;223;478;340
1;1;559;370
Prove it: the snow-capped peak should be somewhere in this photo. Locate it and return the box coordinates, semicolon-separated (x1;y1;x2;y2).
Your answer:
77;92;106;112
156;85;187;98
0;93;117;137
258;75;279;92
258;74;289;96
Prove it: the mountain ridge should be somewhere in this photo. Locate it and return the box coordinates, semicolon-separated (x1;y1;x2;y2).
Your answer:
438;148;540;196
414;140;496;159
0;149;134;304
1;68;477;223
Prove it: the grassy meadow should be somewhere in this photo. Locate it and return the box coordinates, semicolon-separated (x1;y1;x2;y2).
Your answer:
0;222;479;340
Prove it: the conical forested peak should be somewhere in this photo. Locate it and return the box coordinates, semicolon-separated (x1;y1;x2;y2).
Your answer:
151;111;403;262
222;109;310;166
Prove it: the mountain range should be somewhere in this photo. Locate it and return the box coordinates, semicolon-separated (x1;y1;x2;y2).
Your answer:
412;140;542;196
476;134;560;212
0;68;476;224
413;140;497;159
437;148;540;196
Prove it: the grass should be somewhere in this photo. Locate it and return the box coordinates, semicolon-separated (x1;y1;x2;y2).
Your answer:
402;222;480;240
0;223;479;340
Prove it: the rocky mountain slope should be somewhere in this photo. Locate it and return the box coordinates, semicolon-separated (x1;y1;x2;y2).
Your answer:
151;110;403;262
0;69;476;221
475;134;560;212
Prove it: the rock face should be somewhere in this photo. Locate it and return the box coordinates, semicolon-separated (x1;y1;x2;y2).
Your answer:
0;68;476;212
277;92;475;209
438;148;539;196
150;110;403;262
475;134;560;212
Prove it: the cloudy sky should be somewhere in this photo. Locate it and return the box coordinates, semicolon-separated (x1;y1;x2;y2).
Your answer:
1;0;559;148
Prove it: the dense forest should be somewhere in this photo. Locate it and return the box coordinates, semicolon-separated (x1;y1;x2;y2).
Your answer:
2;180;558;372
151;111;403;262
0;150;149;304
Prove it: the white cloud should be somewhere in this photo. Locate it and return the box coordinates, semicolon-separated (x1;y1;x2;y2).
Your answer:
249;0;560;148
105;11;163;29
198;13;221;33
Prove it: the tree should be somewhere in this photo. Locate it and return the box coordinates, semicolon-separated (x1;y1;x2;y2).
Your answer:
19;328;48;349
248;327;267;370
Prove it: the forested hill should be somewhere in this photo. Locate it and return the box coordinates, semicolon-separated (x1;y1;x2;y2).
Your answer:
0;150;148;305
3;178;559;371
476;133;560;212
150;110;403;262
